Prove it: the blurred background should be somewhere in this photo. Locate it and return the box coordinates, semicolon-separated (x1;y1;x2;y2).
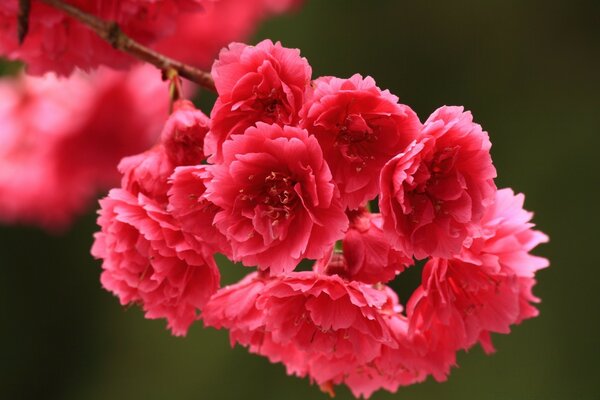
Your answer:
1;0;599;399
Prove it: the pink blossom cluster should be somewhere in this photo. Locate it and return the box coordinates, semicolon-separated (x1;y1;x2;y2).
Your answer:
0;65;170;230
0;0;204;75
0;0;302;230
93;40;549;397
0;0;303;75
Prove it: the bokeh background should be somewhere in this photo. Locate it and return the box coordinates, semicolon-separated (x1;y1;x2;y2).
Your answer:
1;0;599;399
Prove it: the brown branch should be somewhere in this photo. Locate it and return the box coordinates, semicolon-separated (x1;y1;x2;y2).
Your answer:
39;0;216;92
17;0;31;44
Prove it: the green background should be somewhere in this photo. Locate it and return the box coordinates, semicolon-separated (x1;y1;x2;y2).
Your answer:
1;1;598;399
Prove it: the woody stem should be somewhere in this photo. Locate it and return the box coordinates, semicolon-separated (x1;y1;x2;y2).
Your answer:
39;0;216;92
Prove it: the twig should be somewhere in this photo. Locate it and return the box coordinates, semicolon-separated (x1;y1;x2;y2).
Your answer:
39;0;216;92
17;0;31;44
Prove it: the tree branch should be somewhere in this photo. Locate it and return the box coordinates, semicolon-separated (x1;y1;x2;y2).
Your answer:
17;0;31;44
39;0;216;92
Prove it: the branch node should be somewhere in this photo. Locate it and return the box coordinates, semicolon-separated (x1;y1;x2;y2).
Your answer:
105;21;123;49
17;0;31;45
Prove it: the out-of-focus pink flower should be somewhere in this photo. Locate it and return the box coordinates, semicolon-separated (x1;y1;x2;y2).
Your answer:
406;188;548;368
154;0;304;69
261;0;304;14
93;100;217;336
380;106;497;259
92;188;219;336
168;165;232;257
204;271;397;393
0;65;169;230
206;40;312;162
301;74;421;209
315;207;412;284
0;0;204;75
206;123;348;274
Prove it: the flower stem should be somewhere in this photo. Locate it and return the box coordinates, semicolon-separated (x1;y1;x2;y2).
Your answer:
39;0;216;92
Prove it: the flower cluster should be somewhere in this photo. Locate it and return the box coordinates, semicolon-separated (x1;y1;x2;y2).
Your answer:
0;65;170;229
0;0;204;75
0;0;302;230
0;0;302;75
93;40;548;397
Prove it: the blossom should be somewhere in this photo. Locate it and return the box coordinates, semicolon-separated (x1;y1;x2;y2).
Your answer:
301;74;421;209
203;271;397;393
168;165;232;257
160;100;211;166
205;39;312;162
206;123;348;274
92;188;219;336
315;207;412;284
92;101;217;336
118;148;175;204
154;0;304;69
379;106;497;259
116;99;209;203
0;0;204;75
344;313;431;398
0;65;169;230
405;188;549;366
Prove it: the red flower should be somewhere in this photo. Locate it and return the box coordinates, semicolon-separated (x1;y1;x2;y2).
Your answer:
301;74;421;209
406;188;549;367
203;271;397;394
168;165;232;258
315;207;412;284
92;100;217;335
380;106;497;259
0;65;169;229
206;123;347;274
92;189;220;336
206;40;312;162
153;0;303;69
0;0;205;75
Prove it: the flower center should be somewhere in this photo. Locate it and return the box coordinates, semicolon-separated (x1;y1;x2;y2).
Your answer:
404;145;462;218
259;171;298;221
335;114;377;170
254;88;284;120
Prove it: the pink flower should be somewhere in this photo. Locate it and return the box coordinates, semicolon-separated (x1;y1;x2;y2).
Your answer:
344;313;431;398
379;106;497;259
206;123;348;274
465;188;550;283
262;0;304;13
93;100;217;335
405;188;548;366
463;188;549;345
92;188;220;336
204;271;397;394
315;207;412;284
160;100;210;166
119;99;210;203
0;65;169;230
168;165;232;258
118;148;175;204
202;272;268;347
0;0;204;75
154;0;304;69
301;74;421;209
205;40;312;162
